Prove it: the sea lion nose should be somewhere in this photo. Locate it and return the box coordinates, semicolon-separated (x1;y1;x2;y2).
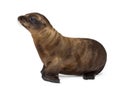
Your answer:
18;16;26;21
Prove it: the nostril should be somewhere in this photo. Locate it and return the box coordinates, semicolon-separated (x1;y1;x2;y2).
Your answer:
18;16;26;21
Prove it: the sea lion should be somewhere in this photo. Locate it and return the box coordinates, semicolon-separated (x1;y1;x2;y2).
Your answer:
18;13;107;83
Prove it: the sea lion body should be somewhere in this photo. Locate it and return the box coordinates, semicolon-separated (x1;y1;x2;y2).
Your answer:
18;13;107;83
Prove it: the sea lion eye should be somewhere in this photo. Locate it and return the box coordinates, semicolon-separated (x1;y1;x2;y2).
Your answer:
29;17;38;23
29;16;43;29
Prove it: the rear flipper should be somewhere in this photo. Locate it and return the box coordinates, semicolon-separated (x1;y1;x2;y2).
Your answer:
83;72;95;80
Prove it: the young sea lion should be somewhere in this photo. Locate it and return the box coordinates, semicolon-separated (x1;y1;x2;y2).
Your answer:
18;13;107;83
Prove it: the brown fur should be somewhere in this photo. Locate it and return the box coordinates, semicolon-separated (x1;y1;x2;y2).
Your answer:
18;13;107;83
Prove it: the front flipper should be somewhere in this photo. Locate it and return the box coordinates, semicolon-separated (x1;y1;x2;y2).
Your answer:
42;73;60;83
41;57;61;83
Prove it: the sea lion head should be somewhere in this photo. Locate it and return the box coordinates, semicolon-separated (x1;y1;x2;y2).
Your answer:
18;13;52;32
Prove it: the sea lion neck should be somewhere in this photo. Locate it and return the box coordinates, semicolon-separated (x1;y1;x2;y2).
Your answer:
31;27;62;48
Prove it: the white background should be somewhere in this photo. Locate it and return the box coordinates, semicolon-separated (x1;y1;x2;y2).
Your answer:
0;0;120;88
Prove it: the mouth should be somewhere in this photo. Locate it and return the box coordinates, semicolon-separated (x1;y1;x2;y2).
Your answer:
18;16;30;29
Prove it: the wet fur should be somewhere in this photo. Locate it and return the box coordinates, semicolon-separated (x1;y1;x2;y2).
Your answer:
18;13;107;83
